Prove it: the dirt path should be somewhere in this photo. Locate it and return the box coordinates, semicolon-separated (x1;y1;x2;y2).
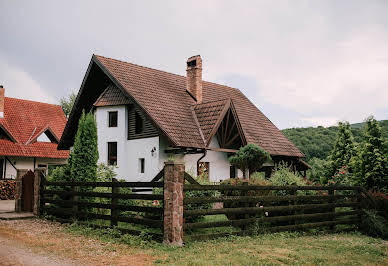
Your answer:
0;235;79;266
0;219;154;266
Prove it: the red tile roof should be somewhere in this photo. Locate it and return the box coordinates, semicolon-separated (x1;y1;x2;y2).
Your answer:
0;97;69;159
93;55;303;157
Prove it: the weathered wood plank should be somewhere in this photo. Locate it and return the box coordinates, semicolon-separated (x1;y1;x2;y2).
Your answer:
44;181;163;188
184;185;362;191
42;190;163;200
184;210;359;229
184;194;353;204
42;198;163;213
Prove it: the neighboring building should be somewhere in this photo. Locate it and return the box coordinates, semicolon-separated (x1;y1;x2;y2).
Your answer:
0;86;69;179
58;55;308;182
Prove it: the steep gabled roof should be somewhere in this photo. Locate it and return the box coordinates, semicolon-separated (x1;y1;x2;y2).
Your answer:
0;97;69;159
59;55;303;157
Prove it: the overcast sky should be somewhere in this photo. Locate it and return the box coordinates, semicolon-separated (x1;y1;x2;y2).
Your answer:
1;1;387;129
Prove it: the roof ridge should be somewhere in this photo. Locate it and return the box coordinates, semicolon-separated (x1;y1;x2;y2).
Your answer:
5;97;61;107
94;54;186;80
94;54;245;92
192;98;229;107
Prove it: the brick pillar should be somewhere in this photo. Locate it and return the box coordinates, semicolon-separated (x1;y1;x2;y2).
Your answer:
163;162;184;246
15;169;29;213
33;168;45;215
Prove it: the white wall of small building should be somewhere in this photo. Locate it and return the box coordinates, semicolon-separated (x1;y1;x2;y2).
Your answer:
95;105;243;182
1;156;67;179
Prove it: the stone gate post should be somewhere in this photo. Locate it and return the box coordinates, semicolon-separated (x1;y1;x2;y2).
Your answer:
33;168;45;215
163;162;184;246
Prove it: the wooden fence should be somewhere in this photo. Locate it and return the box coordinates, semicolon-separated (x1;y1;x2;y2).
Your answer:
34;163;367;245
183;184;362;241
40;178;164;240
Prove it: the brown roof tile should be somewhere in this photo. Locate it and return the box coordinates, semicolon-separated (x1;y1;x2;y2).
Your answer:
62;55;303;157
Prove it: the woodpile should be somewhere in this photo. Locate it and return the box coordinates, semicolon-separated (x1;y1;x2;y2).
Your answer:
0;180;16;200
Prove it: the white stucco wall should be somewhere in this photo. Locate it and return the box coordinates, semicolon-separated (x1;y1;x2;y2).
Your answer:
1;157;67;179
95;105;243;182
95;105;162;181
159;136;242;182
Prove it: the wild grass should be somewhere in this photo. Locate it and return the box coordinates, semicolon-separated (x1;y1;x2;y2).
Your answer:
63;220;387;265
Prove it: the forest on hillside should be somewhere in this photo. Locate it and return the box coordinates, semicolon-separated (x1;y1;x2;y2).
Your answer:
282;120;388;162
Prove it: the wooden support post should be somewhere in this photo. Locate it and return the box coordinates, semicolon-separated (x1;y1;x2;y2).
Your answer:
328;188;335;230
72;185;79;221
163;162;184;246
111;178;119;227
355;187;363;228
289;189;296;225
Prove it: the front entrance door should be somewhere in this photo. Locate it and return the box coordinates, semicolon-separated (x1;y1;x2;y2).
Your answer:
21;170;34;212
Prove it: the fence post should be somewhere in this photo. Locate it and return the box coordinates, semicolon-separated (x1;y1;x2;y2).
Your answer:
72;185;79;221
328;188;335;230
163;162;184;246
111;178;119;227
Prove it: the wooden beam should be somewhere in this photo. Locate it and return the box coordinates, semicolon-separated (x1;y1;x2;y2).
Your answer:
205;147;238;153
225;132;240;147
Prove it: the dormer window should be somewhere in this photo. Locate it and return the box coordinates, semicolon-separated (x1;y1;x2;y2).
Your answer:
135;112;143;134
36;130;58;144
108;111;118;127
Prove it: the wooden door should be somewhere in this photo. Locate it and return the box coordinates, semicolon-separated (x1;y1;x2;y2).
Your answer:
21;170;34;212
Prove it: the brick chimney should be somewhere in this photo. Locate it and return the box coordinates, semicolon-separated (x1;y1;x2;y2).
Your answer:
186;55;202;103
0;85;4;118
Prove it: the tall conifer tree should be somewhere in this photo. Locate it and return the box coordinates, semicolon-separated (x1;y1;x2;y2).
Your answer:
326;122;355;180
70;111;99;182
352;117;387;192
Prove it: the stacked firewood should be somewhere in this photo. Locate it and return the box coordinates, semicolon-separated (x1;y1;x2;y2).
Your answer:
0;180;16;200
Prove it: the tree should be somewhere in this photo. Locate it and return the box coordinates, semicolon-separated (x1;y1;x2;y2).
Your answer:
70;111;99;182
229;144;271;178
325;122;355;181
60;92;77;118
351;117;387;192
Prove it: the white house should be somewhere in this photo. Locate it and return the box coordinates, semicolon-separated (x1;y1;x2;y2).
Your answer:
0;86;69;179
58;55;307;182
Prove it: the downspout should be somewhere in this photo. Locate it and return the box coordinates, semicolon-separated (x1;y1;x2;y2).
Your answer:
196;149;207;176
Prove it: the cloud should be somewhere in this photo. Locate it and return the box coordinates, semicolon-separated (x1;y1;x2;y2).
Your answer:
0;56;56;104
0;0;387;128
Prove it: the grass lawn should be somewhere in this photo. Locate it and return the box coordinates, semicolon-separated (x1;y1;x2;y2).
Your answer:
66;222;387;265
1;218;386;265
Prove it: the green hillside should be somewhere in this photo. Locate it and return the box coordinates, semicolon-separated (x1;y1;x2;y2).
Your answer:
282;120;388;162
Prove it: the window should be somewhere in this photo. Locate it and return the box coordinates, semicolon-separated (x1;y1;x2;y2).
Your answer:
135;112;143;134
139;158;145;174
108;142;117;165
108;111;118;127
230;166;236;179
37;164;47;168
197;162;209;178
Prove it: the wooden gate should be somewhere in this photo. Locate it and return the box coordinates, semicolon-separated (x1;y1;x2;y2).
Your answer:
21;170;34;212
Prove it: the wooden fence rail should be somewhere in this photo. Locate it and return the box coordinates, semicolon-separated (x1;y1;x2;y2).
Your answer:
40;178;164;240
183;185;362;241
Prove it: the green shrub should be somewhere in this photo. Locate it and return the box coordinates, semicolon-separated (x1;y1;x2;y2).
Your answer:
360;210;388;239
185;172;217;223
220;176;272;222
229;144;271;178
269;163;309;196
